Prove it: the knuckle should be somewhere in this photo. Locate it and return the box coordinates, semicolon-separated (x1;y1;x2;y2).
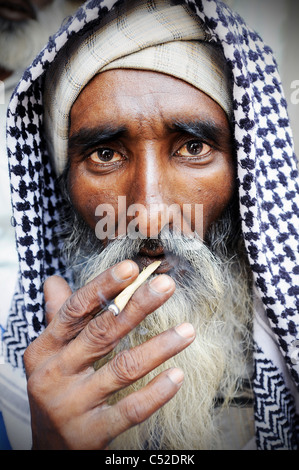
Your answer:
26;371;47;404
23;343;34;371
26;372;41;399
59;290;94;336
110;349;142;384
122;396;145;425
83;314;116;348
23;338;46;374
27;359;61;397
63;291;88;320
126;294;142;314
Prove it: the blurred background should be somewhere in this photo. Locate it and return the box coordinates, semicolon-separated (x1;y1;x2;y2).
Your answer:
224;0;299;158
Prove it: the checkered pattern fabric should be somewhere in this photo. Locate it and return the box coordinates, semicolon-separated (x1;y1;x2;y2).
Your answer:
43;0;232;175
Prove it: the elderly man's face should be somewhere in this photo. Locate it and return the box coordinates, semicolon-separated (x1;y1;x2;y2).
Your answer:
68;69;234;272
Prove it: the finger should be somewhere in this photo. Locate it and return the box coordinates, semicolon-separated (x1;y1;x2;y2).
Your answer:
90;367;184;448
24;261;140;374
83;322;195;407
63;274;176;371
44;275;72;325
46;260;139;346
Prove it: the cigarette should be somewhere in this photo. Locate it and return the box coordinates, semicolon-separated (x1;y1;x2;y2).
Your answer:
96;260;161;317
112;260;161;313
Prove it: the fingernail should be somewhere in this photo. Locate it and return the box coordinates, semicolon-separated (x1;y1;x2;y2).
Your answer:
113;261;135;281
149;274;174;293
175;323;195;339
168;368;184;385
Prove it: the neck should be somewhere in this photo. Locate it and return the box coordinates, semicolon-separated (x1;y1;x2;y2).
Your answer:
0;66;12;81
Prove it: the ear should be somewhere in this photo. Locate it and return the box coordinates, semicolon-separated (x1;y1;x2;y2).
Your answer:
44;275;73;325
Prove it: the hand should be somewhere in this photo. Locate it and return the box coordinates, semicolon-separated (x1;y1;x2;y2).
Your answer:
24;260;195;450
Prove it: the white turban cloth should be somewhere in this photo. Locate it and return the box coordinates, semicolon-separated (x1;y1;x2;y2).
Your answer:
44;0;232;175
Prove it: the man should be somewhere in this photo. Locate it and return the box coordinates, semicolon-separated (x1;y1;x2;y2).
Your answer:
2;0;299;450
0;0;82;449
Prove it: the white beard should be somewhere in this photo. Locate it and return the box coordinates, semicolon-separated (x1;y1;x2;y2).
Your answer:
70;231;254;450
0;0;81;72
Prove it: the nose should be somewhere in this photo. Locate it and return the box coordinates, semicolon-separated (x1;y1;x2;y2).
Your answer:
126;152;175;239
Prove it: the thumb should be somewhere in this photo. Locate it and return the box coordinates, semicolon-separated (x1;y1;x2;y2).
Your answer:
44;275;73;325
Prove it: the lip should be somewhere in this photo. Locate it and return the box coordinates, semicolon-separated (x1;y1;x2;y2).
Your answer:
0;1;36;21
133;252;180;274
138;245;165;257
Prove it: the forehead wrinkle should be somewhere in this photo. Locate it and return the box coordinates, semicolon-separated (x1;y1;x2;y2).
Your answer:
119;98;170;141
71;71;230;143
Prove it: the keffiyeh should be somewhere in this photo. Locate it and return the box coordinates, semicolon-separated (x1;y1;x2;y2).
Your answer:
43;0;232;175
2;0;299;449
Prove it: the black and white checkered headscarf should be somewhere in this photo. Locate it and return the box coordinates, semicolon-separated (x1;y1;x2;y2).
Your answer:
3;0;299;449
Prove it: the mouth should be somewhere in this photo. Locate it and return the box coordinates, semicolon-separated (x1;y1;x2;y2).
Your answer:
132;242;180;274
0;1;36;21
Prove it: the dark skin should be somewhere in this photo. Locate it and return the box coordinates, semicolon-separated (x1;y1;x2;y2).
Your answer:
24;70;234;449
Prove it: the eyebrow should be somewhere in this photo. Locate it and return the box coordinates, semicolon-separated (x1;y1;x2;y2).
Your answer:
68;118;231;156
168;119;231;147
68;125;128;156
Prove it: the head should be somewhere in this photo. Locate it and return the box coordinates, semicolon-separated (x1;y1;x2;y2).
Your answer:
0;0;81;72
44;0;254;450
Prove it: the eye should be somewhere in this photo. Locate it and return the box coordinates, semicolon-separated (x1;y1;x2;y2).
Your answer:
89;148;123;164
174;140;212;159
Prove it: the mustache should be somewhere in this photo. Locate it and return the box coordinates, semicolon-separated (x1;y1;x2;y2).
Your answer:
72;230;223;300
61;215;233;292
103;229;205;263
